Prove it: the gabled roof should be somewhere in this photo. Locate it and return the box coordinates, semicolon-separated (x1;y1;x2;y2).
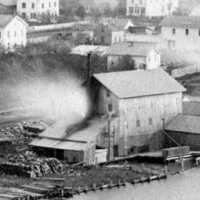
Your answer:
0;15;28;28
106;42;156;57
165;114;200;134
161;16;200;29
93;69;186;99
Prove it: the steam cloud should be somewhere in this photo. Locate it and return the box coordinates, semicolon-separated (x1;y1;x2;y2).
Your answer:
0;55;90;123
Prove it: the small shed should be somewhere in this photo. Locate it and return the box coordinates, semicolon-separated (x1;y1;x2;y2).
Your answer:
30;117;108;165
165;114;200;150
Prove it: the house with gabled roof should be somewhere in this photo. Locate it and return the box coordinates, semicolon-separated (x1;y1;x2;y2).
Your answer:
92;69;185;156
161;16;200;50
106;42;161;70
0;15;28;50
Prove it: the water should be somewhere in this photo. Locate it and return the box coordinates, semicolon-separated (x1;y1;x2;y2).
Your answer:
72;168;200;200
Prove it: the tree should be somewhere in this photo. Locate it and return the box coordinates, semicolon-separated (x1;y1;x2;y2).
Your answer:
113;55;136;71
76;6;86;19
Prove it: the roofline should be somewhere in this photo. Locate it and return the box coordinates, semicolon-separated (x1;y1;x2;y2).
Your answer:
107;53;147;57
165;129;200;135
100;83;185;100
1;15;28;29
117;91;185;100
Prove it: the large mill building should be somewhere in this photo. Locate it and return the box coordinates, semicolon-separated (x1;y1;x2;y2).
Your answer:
92;69;185;156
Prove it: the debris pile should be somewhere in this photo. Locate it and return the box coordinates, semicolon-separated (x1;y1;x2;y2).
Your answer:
0;120;48;144
0;124;24;143
0;151;64;178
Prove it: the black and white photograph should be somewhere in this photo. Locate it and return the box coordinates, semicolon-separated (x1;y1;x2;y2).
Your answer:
0;0;199;199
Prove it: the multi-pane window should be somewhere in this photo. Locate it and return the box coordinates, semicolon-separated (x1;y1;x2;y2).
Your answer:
22;2;26;8
41;3;44;9
136;120;140;127
31;13;36;18
108;104;113;112
172;28;176;35
32;3;35;9
185;28;189;36
149;118;153;125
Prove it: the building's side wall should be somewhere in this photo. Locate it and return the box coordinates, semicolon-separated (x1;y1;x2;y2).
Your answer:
161;26;200;50
111;31;125;44
97;86;119;116
117;92;182;155
1;17;27;49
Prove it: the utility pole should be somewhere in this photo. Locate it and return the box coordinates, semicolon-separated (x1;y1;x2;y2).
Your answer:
107;113;114;162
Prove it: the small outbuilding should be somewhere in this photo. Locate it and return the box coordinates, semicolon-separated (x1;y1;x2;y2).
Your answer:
165;114;200;150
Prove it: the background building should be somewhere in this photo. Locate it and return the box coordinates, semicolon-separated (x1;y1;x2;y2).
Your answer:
165;114;200;150
106;42;161;70
93;69;185;156
126;0;179;17
161;16;200;50
0;15;28;50
17;0;59;21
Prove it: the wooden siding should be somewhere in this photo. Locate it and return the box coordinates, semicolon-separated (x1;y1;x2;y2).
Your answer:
97;86;183;156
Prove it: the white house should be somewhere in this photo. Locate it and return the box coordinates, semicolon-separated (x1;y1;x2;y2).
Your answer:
106;42;161;70
17;0;59;20
93;69;185;155
126;0;179;17
0;15;28;50
161;16;200;50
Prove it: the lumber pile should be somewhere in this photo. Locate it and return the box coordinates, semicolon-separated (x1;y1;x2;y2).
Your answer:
0;151;64;177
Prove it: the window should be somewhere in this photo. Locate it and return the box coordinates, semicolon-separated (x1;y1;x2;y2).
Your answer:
14;31;17;37
22;12;26;18
129;7;133;14
107;91;110;97
172;28;176;35
54;2;57;7
41;3;44;9
0;32;1;38
49;2;51;7
32;3;35;9
101;36;105;44
198;29;200;36
108;104;113;112
185;28;189;36
22;2;26;8
7;31;10;38
136;120;140;127
149;118;153;125
31;13;36;18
